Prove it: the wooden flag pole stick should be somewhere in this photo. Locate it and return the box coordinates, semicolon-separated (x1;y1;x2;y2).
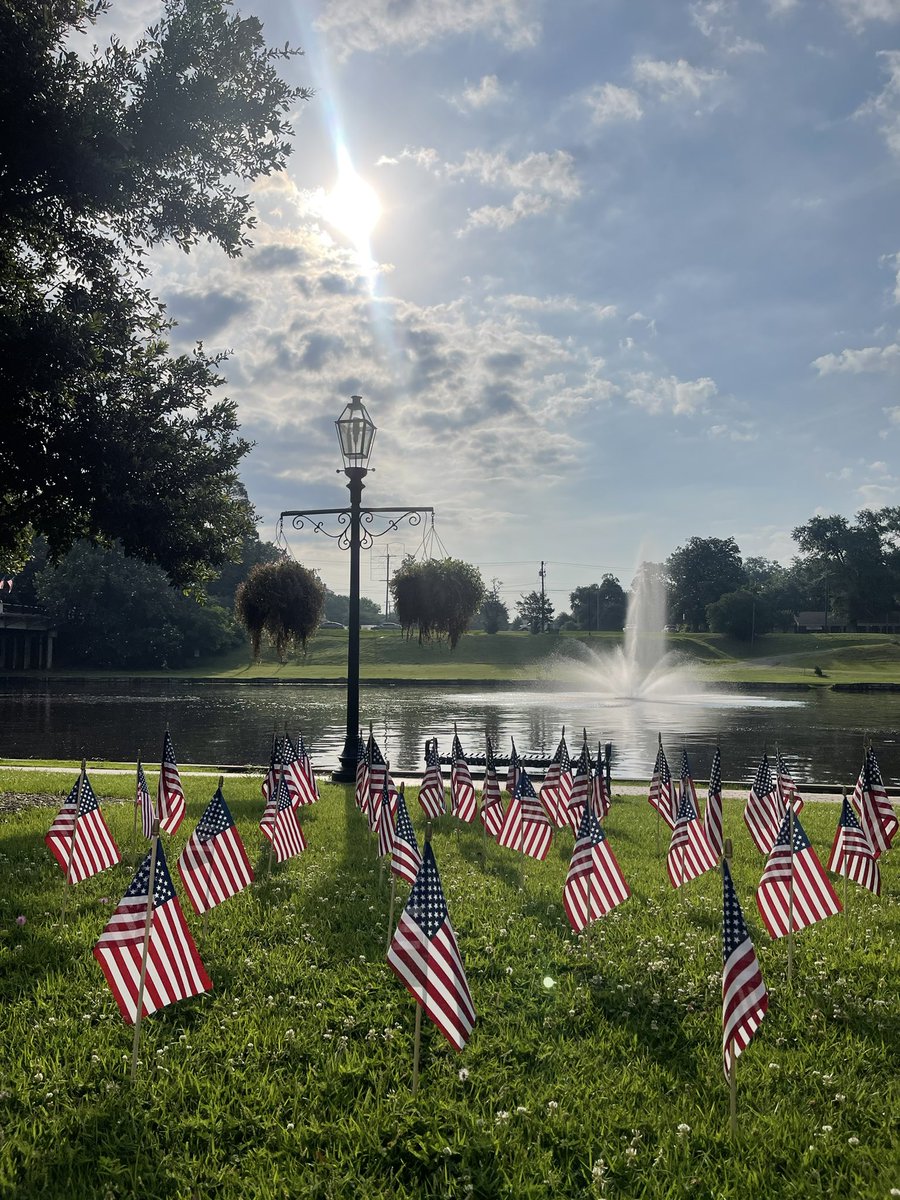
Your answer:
132;751;142;845
130;819;160;1082
723;837;738;1136
60;757;87;926
267;764;284;882
410;819;433;1094
386;873;397;955
786;779;795;987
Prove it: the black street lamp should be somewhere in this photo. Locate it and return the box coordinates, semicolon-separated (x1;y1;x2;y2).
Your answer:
279;396;433;782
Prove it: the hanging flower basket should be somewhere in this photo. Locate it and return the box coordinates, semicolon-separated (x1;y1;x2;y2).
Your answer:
235;559;325;661
390;557;485;650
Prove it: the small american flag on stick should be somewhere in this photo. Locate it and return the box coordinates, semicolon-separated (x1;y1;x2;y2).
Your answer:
743;754;781;854
851;745;897;858
591;741;610;821
540;728;573;828
418;739;446;819
756;808;842;939
94;838;212;1025
497;768;553;861
705;746;724;860
136;762;155;840
667;786;718;888
391;787;422;886
377;772;397;859
480;736;505;839
177;786;254;914
260;775;307;863
722;855;767;1080
289;731;319;807
563;806;630;931
387;840;475;1051
828;793;880;896
566;736;592;833
46;770;121;884
648;738;676;829
776;752;804;817
506;738;521;796
157;730;185;835
450;728;477;823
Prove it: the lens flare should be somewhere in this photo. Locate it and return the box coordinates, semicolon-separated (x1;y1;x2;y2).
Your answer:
321;145;381;257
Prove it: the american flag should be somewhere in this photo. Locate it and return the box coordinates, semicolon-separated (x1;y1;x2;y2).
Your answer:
563;806;630;932
377;773;397;859
367;731;396;831
45;772;121;884
450;731;477;823
93;839;212;1025
280;735;308;809
828;794;880;896
667;786;718;888
260;774;307;863
157;730;186;836
591;741;610;821
386;841;475;1051
136;762;155;840
355;730;369;811
743;754;781;854
566;737;592;832
648;739;676;829
722;858;767;1078
851;746;898;858
497;767;553;861
540;729;573;828
418;739;446;819
506;738;521;795
391;786;422;886
262;734;290;802
177;786;255;914
756;808;842;939
291;731;319;807
480;737;505;839
679;747;699;811
776;752;804;816
705;746;724;860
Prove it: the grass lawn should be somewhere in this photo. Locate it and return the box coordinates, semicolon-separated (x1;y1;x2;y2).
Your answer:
1;770;898;1199
23;630;900;686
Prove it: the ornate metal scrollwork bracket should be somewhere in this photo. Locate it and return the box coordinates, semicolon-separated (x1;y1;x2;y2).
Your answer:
280;507;434;552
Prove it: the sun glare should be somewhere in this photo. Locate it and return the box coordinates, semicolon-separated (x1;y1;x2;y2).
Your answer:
321;147;381;256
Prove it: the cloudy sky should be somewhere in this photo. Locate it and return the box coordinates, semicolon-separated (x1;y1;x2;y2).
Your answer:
102;0;900;612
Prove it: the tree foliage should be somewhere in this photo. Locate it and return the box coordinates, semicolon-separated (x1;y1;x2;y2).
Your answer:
34;540;240;667
792;509;900;627
390;558;485;650
0;0;310;587
569;576;627;631
665;536;746;631
706;588;775;641
477;584;510;635
515;590;554;634
235;559;325;661
323;590;382;626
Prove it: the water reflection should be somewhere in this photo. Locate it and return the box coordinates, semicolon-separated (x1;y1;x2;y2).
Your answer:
0;679;896;786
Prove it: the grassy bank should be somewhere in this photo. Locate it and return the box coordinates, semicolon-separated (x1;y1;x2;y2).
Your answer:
5;630;900;686
1;771;898;1198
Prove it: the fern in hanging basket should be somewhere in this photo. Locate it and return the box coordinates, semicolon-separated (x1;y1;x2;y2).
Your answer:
235;559;325;661
390;557;485;650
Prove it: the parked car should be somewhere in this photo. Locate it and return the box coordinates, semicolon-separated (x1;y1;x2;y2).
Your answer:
320;620;345;629
374;621;401;629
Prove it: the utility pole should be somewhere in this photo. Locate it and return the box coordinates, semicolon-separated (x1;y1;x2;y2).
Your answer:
539;561;547;633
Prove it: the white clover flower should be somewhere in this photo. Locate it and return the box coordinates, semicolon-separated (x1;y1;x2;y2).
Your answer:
458;1068;469;1081
821;1124;832;1133
495;1110;509;1123
547;1100;559;1111
847;1137;859;1146
516;1106;528;1114
677;1123;691;1136
834;1093;845;1102
286;1122;294;1131
625;1147;638;1160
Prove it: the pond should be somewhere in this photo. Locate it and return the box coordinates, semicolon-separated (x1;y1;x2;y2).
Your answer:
0;678;897;787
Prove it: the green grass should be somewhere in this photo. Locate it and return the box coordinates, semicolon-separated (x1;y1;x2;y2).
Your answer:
23;630;900;686
1;771;898;1198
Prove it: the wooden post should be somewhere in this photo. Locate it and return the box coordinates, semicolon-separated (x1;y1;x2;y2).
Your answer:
60;759;87;925
130;819;161;1082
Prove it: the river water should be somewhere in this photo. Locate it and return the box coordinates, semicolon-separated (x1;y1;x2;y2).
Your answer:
0;678;897;786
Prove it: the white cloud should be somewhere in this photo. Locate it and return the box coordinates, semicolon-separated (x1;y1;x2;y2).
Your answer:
857;50;900;158
833;0;900;27
461;192;555;232
766;0;801;12
314;0;541;61
583;83;643;125
500;294;617;319
632;57;726;105
453;74;507;111
449;149;580;198
811;342;900;373
708;421;758;441
885;405;900;423
881;250;900;302
690;2;765;54
625;372;719;415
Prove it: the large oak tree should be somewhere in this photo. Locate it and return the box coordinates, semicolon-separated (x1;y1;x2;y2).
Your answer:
0;0;310;588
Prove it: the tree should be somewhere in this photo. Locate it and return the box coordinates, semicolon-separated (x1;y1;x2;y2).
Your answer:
476;583;509;634
665;537;746;631
707;589;775;642
34;541;240;667
390;558;485;650
569;576;627;631
516;591;554;634
0;1;310;587
235;559;325;661
792;510;899;627
322;590;381;626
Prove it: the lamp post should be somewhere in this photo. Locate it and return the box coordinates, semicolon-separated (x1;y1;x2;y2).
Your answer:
279;396;433;782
